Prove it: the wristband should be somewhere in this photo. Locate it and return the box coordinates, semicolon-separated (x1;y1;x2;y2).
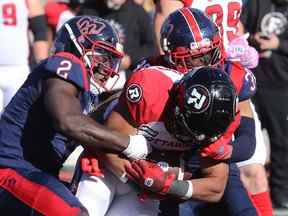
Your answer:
183;180;193;200
122;135;151;160
167;180;193;199
178;168;184;180
119;172;128;183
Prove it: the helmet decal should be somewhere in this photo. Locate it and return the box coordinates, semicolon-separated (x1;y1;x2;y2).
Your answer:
186;84;211;114
76;16;106;35
179;8;203;43
166;67;237;145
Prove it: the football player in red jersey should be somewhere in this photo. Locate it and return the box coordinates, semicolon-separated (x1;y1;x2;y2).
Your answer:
74;66;241;216
153;3;272;215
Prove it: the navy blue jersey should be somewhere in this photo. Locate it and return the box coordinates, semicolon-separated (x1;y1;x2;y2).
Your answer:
0;52;97;176
224;60;256;102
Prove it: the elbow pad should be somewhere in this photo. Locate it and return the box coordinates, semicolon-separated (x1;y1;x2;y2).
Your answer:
29;15;48;41
230;116;256;163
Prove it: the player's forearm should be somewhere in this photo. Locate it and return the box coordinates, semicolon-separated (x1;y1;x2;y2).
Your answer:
57;114;150;160
189;176;227;202
167;163;228;202
167;176;227;202
33;41;49;63
57;114;129;153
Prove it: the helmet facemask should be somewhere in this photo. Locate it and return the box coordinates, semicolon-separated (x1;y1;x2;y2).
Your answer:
166;97;220;145
167;39;222;74
79;36;123;91
64;22;123;94
160;8;224;74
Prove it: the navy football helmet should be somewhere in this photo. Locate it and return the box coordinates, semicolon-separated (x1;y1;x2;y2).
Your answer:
160;8;223;74
166;67;238;144
53;16;124;92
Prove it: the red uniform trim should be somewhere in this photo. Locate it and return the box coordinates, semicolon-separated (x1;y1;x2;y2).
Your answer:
179;8;203;43
181;0;193;7
0;168;80;216
229;62;245;95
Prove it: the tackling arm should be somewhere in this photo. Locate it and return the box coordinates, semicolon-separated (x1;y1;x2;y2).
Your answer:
126;157;229;202
183;159;229;202
43;77;148;158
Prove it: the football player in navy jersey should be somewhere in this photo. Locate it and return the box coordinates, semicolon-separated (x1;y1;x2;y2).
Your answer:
0;16;152;216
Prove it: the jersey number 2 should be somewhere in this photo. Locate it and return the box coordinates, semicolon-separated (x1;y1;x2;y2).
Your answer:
57;60;72;79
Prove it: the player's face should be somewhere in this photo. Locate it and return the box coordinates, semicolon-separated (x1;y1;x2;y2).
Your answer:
86;46;122;87
171;46;220;73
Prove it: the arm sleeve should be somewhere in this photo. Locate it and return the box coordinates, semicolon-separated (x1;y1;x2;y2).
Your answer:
230;116;256;163
29;15;48;41
115;67;173;126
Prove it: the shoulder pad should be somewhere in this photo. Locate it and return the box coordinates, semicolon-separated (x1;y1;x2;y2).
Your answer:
133;56;166;72
44;52;89;91
118;66;182;126
239;68;256;101
224;61;256;101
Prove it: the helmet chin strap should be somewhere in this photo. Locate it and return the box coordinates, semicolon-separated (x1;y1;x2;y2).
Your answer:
90;78;105;95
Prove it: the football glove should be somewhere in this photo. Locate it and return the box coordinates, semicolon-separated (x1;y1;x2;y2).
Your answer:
200;112;241;160
125;160;176;195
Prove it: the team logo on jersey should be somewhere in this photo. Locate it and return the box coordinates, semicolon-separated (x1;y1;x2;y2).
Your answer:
186;85;211;113
126;84;143;103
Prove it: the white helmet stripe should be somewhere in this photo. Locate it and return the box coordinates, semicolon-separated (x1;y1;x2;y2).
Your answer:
65;23;92;68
